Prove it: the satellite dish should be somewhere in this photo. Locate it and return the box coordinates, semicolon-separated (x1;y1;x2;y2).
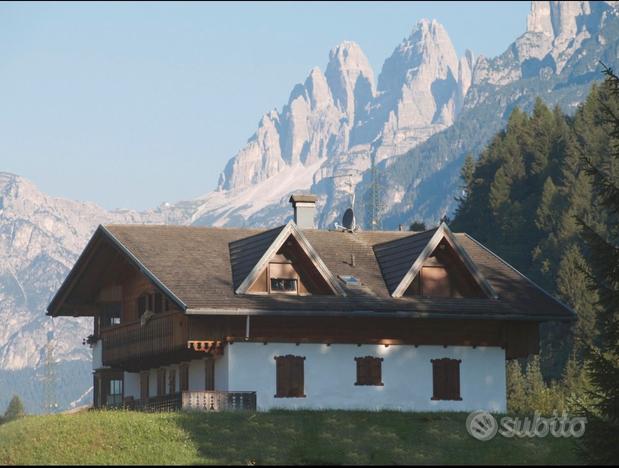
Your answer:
342;208;356;231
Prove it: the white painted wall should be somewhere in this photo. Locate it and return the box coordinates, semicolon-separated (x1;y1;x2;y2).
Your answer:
214;351;229;391
188;359;206;391
226;343;506;412
92;340;103;370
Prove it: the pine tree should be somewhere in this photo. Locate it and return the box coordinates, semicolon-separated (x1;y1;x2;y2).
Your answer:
3;395;25;423
577;64;619;465
409;221;426;231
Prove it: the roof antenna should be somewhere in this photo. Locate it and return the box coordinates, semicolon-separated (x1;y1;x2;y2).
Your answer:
327;171;360;233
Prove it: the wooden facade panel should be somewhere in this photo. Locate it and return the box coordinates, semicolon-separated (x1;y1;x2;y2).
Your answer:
186;315;538;358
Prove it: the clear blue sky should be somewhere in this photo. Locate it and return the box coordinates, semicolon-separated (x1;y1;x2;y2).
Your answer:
0;1;531;210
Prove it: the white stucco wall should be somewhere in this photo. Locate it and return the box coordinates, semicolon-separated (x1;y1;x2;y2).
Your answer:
92;340;103;370
225;343;506;412
214;351;229;391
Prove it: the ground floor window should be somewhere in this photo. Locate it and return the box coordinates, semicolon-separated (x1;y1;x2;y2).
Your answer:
431;358;462;401
107;379;123;406
157;368;167;397
354;356;384;386
274;355;305;398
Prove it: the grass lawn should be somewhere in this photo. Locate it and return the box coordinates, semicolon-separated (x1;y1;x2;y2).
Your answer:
0;410;584;465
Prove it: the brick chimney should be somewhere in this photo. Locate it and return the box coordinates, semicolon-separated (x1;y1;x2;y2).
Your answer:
289;194;317;229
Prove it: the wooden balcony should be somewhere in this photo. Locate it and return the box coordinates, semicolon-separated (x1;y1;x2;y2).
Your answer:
101;311;193;370
122;391;257;412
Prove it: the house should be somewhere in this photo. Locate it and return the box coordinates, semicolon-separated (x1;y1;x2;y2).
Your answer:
47;195;575;412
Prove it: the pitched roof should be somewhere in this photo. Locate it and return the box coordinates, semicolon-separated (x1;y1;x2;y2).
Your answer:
48;224;576;322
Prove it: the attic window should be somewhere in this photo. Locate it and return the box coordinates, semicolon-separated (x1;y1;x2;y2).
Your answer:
270;278;297;293
268;262;299;294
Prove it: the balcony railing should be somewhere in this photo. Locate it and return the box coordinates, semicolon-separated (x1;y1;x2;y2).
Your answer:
121;391;256;412
100;311;188;366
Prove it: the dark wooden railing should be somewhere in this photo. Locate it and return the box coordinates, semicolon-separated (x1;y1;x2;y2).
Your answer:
101;312;188;366
121;391;256;412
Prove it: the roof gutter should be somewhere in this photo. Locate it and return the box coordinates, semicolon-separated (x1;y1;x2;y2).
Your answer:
185;307;575;322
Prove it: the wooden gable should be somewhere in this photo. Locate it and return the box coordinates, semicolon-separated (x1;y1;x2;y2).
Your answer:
404;238;486;298
234;221;345;296
390;223;497;299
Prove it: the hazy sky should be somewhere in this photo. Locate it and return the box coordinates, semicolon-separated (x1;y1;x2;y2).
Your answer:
1;1;531;210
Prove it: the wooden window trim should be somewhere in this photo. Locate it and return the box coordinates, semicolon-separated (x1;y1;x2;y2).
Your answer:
354;356;384;386
274;355;306;398
431;358;462;401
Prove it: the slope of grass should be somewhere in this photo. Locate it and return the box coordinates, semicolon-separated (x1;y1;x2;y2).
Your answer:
0;410;584;465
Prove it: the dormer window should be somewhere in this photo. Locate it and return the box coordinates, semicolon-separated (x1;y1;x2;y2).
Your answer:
270;278;297;293
268;259;299;294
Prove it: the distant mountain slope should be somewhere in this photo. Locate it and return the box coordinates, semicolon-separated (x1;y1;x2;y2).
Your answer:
0;172;186;412
359;0;619;229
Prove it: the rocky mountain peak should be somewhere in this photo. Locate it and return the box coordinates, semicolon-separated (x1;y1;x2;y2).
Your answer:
325;41;375;127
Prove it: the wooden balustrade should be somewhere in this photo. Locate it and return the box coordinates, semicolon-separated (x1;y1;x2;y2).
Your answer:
182;391;257;412
101;311;188;366
120;391;256;412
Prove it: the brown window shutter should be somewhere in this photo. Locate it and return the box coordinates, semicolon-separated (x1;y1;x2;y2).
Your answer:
371;358;383;385
432;358;461;401
275;355;304;397
205;358;215;391
355;357;382;386
291;357;304;397
275;357;289;397
446;359;461;400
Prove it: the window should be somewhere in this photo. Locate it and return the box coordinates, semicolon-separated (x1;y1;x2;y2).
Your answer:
431;358;462;401
274;355;305;398
205;358;215;391
137;292;165;317
355;356;384;386
107;379;123;406
157;368;167;397
268;261;299;294
168;368;176;395
179;363;189;392
98;303;121;331
140;371;149;401
270;278;297;292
